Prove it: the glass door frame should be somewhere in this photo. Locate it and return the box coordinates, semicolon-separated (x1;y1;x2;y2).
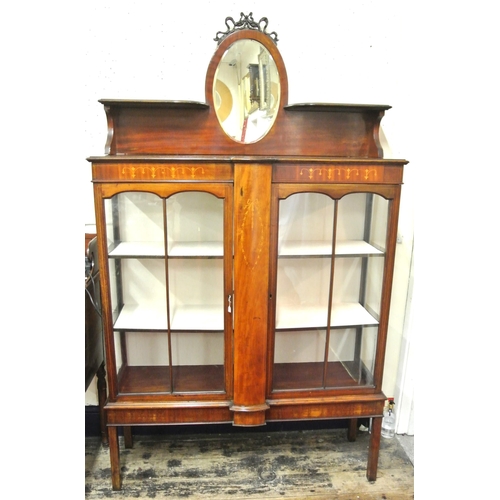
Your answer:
94;181;234;402
266;182;401;398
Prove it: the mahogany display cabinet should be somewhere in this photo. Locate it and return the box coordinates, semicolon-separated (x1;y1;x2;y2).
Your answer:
88;14;408;490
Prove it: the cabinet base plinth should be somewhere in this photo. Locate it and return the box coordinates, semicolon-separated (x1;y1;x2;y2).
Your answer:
266;394;386;422
230;403;269;426
105;402;233;426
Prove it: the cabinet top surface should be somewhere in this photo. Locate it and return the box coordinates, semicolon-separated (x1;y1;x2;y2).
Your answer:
88;154;408;164
98;99;391;113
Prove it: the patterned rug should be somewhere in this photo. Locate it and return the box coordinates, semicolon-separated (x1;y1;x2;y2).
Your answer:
85;427;414;499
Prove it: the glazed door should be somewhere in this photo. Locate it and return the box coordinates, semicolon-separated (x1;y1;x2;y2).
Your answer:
268;184;398;395
97;183;233;400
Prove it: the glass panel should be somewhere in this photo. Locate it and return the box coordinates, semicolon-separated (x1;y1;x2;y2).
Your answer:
168;259;224;330
104;192;169;395
166;192;225;393
278;193;334;256
329;193;388;388
334;193;388;320
119;331;170;393
273;193;334;390
325;327;377;387
104;190;227;395
275;258;331;330
106;192;165;257
166;192;224;256
273;329;327;390
171;331;225;392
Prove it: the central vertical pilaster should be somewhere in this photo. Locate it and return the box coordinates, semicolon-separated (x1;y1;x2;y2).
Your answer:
231;162;272;426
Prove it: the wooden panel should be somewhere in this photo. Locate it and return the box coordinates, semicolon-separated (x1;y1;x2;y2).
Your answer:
92;161;232;182
97;102;388;158
98;181;230;199
118;365;225;394
232;163;272;424
267;396;385;421
273;161;405;184
275;183;399;201
105;403;233;425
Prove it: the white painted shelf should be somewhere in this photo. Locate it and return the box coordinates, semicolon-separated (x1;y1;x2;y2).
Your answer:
113;304;224;331
275;302;378;330
278;240;383;257
109;241;165;257
168;241;223;257
109;240;379;258
108;241;223;258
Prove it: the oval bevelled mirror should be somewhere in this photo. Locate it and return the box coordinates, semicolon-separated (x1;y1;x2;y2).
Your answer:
213;39;280;144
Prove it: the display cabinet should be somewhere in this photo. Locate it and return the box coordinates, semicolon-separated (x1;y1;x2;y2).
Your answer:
89;13;407;490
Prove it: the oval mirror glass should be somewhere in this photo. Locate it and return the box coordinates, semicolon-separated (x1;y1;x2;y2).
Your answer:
213;39;280;144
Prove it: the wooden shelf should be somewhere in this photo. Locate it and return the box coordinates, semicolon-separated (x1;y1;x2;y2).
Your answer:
284;103;392;113
276;302;379;330
118;365;225;394
99;99;209;110
117;362;370;395
273;361;371;391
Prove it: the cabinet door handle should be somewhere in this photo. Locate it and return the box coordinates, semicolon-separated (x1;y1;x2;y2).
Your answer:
228;294;232;313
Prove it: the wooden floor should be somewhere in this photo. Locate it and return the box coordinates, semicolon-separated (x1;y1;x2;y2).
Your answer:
85;426;413;499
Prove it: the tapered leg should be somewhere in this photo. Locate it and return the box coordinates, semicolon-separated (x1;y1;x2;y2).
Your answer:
124;426;133;448
347;418;358;442
108;426;122;490
367;416;382;482
96;364;108;445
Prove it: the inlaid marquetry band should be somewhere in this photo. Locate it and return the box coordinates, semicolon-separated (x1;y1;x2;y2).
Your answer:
237;198;265;269
268;164;404;184
91;163;234;182
300;167;378;181
122;165;205;179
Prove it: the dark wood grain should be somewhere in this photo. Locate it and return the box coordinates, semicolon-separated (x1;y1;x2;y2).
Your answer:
118;365;225;394
97;101;387;157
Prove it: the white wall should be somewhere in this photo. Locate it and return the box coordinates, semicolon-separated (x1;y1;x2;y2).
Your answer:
82;0;415;411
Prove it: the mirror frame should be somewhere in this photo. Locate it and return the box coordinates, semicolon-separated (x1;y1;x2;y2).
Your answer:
205;29;289;143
